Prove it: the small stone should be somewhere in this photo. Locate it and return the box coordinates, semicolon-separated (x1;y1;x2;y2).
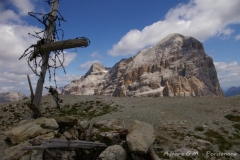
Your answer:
63;131;72;139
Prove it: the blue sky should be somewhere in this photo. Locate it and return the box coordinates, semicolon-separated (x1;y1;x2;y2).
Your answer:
0;0;240;95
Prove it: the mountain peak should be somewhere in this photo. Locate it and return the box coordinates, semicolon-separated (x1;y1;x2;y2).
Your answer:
62;33;223;97
84;62;108;78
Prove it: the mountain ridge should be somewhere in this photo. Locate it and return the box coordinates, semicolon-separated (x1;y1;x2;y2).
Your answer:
62;33;224;97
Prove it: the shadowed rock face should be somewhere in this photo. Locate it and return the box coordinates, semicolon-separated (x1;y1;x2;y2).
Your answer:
62;33;224;97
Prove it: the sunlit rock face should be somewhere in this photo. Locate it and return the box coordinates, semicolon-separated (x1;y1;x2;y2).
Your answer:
61;63;109;95
0;92;26;103
62;33;224;97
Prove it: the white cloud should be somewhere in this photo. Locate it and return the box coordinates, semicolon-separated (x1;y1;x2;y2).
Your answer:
80;60;101;70
235;34;240;41
0;0;77;95
8;0;34;15
90;51;101;58
214;61;240;87
108;0;240;56
49;52;77;67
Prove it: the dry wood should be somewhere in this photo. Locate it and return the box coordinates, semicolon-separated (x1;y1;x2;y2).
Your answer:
85;119;94;141
27;75;34;104
22;138;107;150
148;145;161;160
32;0;59;114
44;149;57;158
30;38;89;61
27;103;43;118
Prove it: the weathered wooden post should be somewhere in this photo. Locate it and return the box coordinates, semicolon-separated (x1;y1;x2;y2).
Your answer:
33;0;59;112
25;0;90;117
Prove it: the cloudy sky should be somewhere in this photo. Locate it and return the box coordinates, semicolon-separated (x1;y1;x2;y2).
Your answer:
0;0;240;95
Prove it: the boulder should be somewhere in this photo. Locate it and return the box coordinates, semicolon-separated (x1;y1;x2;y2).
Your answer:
2;141;31;160
35;117;58;129
55;116;78;126
98;145;126;160
4;118;57;144
126;120;155;154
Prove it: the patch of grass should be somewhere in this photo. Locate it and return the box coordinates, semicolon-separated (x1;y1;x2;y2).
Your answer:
171;132;185;141
204;129;233;152
231;133;240;139
93;123;112;132
186;133;203;139
220;127;229;134
224;114;240;122
9;109;15;112
156;135;169;144
96;100;101;104
194;126;204;132
233;124;240;131
3;108;8;112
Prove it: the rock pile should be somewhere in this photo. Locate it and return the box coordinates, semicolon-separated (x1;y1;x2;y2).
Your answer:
1;117;157;160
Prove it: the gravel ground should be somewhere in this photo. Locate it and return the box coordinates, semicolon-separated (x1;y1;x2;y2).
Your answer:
1;95;240;159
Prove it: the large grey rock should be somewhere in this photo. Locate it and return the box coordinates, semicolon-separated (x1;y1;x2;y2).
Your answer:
99;145;126;160
55;116;78;126
62;33;223;97
126;120;155;154
35;117;58;129
4;118;57;144
2;141;30;160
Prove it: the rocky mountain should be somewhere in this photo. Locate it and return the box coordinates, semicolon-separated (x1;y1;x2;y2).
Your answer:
0;92;26;103
62;63;110;95
225;86;240;97
62;33;224;97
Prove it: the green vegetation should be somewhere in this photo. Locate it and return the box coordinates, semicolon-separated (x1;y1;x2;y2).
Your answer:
186;133;203;139
224;114;240;122
58;100;117;120
231;133;240;139
204;129;233;152
194;126;204;132
233;124;240;131
171;132;185;141
93;124;112;132
220;127;229;134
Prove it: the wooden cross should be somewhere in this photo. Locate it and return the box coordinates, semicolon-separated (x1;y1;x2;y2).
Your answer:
30;0;89;116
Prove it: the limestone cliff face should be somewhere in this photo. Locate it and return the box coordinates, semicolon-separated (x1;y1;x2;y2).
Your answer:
0;92;26;103
62;33;224;97
61;63;109;95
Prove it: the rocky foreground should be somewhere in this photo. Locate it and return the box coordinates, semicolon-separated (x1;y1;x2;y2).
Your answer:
0;95;240;160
